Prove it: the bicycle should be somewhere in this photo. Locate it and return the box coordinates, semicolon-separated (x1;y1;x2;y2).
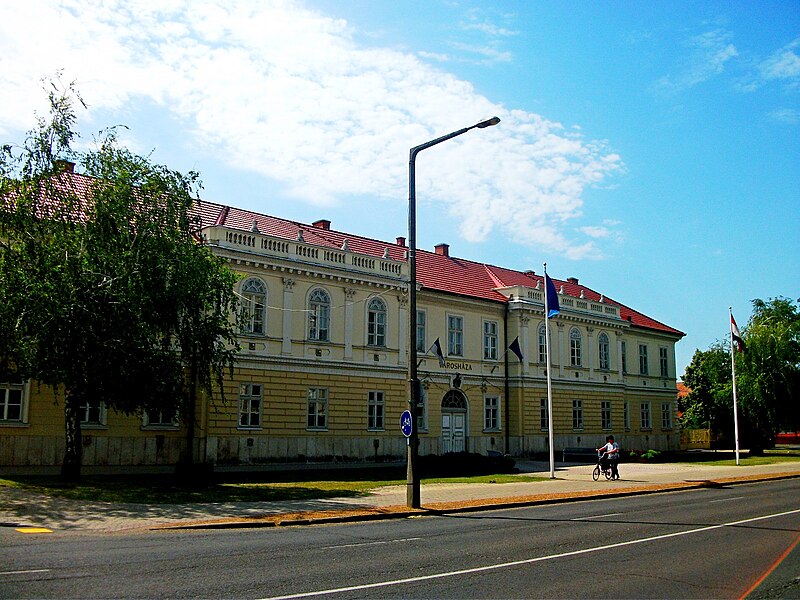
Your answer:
592;451;619;481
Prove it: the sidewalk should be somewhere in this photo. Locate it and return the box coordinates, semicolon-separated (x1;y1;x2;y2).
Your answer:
1;460;798;534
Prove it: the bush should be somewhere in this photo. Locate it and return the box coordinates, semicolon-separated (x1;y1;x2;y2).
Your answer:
627;449;663;462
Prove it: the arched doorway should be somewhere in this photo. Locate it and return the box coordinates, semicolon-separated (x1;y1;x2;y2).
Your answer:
441;389;468;453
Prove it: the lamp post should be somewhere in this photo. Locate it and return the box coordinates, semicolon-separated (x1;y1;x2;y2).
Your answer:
406;116;500;508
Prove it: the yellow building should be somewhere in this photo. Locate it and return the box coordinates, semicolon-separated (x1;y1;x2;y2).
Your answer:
0;198;684;467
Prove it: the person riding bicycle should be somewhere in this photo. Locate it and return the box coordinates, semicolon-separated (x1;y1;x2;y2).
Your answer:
596;435;620;479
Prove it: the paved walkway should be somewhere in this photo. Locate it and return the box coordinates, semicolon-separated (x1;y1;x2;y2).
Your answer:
1;460;798;534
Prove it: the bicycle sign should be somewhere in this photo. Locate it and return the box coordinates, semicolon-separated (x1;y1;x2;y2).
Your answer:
400;409;413;437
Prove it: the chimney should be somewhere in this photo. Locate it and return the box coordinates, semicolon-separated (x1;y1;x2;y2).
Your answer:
567;277;579;285
396;236;406;247
55;160;75;173
434;243;450;257
312;219;331;230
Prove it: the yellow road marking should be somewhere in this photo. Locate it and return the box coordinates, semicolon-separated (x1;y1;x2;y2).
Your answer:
15;527;53;534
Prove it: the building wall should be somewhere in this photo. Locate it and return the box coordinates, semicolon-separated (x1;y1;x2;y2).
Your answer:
0;224;682;467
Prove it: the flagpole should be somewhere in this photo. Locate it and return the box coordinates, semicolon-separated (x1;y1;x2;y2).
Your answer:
729;307;741;466
544;263;556;479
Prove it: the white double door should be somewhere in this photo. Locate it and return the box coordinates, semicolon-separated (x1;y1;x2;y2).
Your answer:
441;411;466;453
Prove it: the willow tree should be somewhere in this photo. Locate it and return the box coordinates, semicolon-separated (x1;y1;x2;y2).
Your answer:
0;81;240;479
737;297;800;450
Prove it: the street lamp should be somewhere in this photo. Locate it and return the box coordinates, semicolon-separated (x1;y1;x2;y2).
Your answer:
406;116;500;508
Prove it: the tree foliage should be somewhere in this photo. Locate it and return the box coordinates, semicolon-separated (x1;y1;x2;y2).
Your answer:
736;297;800;449
0;79;240;479
680;343;733;434
680;297;800;451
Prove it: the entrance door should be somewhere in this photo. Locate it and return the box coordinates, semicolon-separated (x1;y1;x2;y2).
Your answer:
441;389;468;453
442;412;465;453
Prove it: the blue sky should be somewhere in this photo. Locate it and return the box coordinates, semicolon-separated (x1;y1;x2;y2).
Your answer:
1;0;798;377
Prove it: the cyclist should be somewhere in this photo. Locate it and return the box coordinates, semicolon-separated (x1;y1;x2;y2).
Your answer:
596;435;620;479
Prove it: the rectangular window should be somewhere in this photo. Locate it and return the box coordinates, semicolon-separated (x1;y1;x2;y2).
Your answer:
598;336;610;370
80;399;106;426
416;310;426;353
307;388;328;430
368;391;384;430
0;378;25;422
540;398;549;431
661;401;673;429
239;383;262;428
624;400;630;430
659;347;669;377
367;300;386;346
621;341;628;374
484;396;500;431
640;401;652;430
483;321;498;360
601;400;612;430
538;327;547;364
639;344;649;375
572;399;583;430
570;330;582;367
143;408;178;428
416;388;427;432
448;315;463;356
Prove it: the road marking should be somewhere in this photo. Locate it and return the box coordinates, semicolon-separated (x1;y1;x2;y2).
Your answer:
0;569;51;576
709;496;745;503
571;512;622;520
15;528;53;534
258;508;800;600
323;537;421;549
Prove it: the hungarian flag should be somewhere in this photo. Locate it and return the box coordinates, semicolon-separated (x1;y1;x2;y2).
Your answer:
730;314;746;353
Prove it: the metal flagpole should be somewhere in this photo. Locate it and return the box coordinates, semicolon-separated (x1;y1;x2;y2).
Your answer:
729;307;741;466
544;263;556;479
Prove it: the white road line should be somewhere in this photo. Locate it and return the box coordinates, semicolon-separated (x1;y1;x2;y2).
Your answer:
259;508;800;600
323;537;421;549
0;569;51;576
571;512;622;520
709;496;745;503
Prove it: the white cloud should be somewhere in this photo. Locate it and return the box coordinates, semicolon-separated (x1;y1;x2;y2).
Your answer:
760;38;800;81
0;0;621;259
768;108;800;125
654;28;737;93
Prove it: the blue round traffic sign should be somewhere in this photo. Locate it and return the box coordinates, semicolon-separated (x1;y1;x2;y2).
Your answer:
400;410;413;437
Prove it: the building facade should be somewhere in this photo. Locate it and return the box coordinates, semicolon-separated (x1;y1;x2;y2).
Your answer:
0;196;684;467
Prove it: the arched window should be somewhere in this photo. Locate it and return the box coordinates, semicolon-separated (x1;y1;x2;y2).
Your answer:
241;278;266;335
538;324;547;363
570;328;582;367
598;332;610;370
442;389;468;410
308;288;331;341
367;297;387;347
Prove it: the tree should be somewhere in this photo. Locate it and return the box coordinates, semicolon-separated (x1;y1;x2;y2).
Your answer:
680;344;734;441
737;297;800;450
0;79;240;479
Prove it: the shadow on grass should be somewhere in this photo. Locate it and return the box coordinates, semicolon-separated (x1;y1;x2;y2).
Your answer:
0;474;387;504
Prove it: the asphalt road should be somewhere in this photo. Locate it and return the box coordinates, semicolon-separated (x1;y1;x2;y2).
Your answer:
2;479;798;599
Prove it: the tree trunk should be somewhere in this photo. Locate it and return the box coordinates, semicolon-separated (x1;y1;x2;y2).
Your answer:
183;358;198;466
61;393;83;481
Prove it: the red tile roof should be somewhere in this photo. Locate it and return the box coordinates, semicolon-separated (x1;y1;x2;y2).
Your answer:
198;200;684;337
12;169;683;338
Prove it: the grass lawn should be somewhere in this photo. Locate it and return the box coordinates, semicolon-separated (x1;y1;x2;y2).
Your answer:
676;447;800;467
0;472;540;505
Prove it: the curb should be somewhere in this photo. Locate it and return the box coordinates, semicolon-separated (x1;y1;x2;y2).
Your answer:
153;471;800;531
